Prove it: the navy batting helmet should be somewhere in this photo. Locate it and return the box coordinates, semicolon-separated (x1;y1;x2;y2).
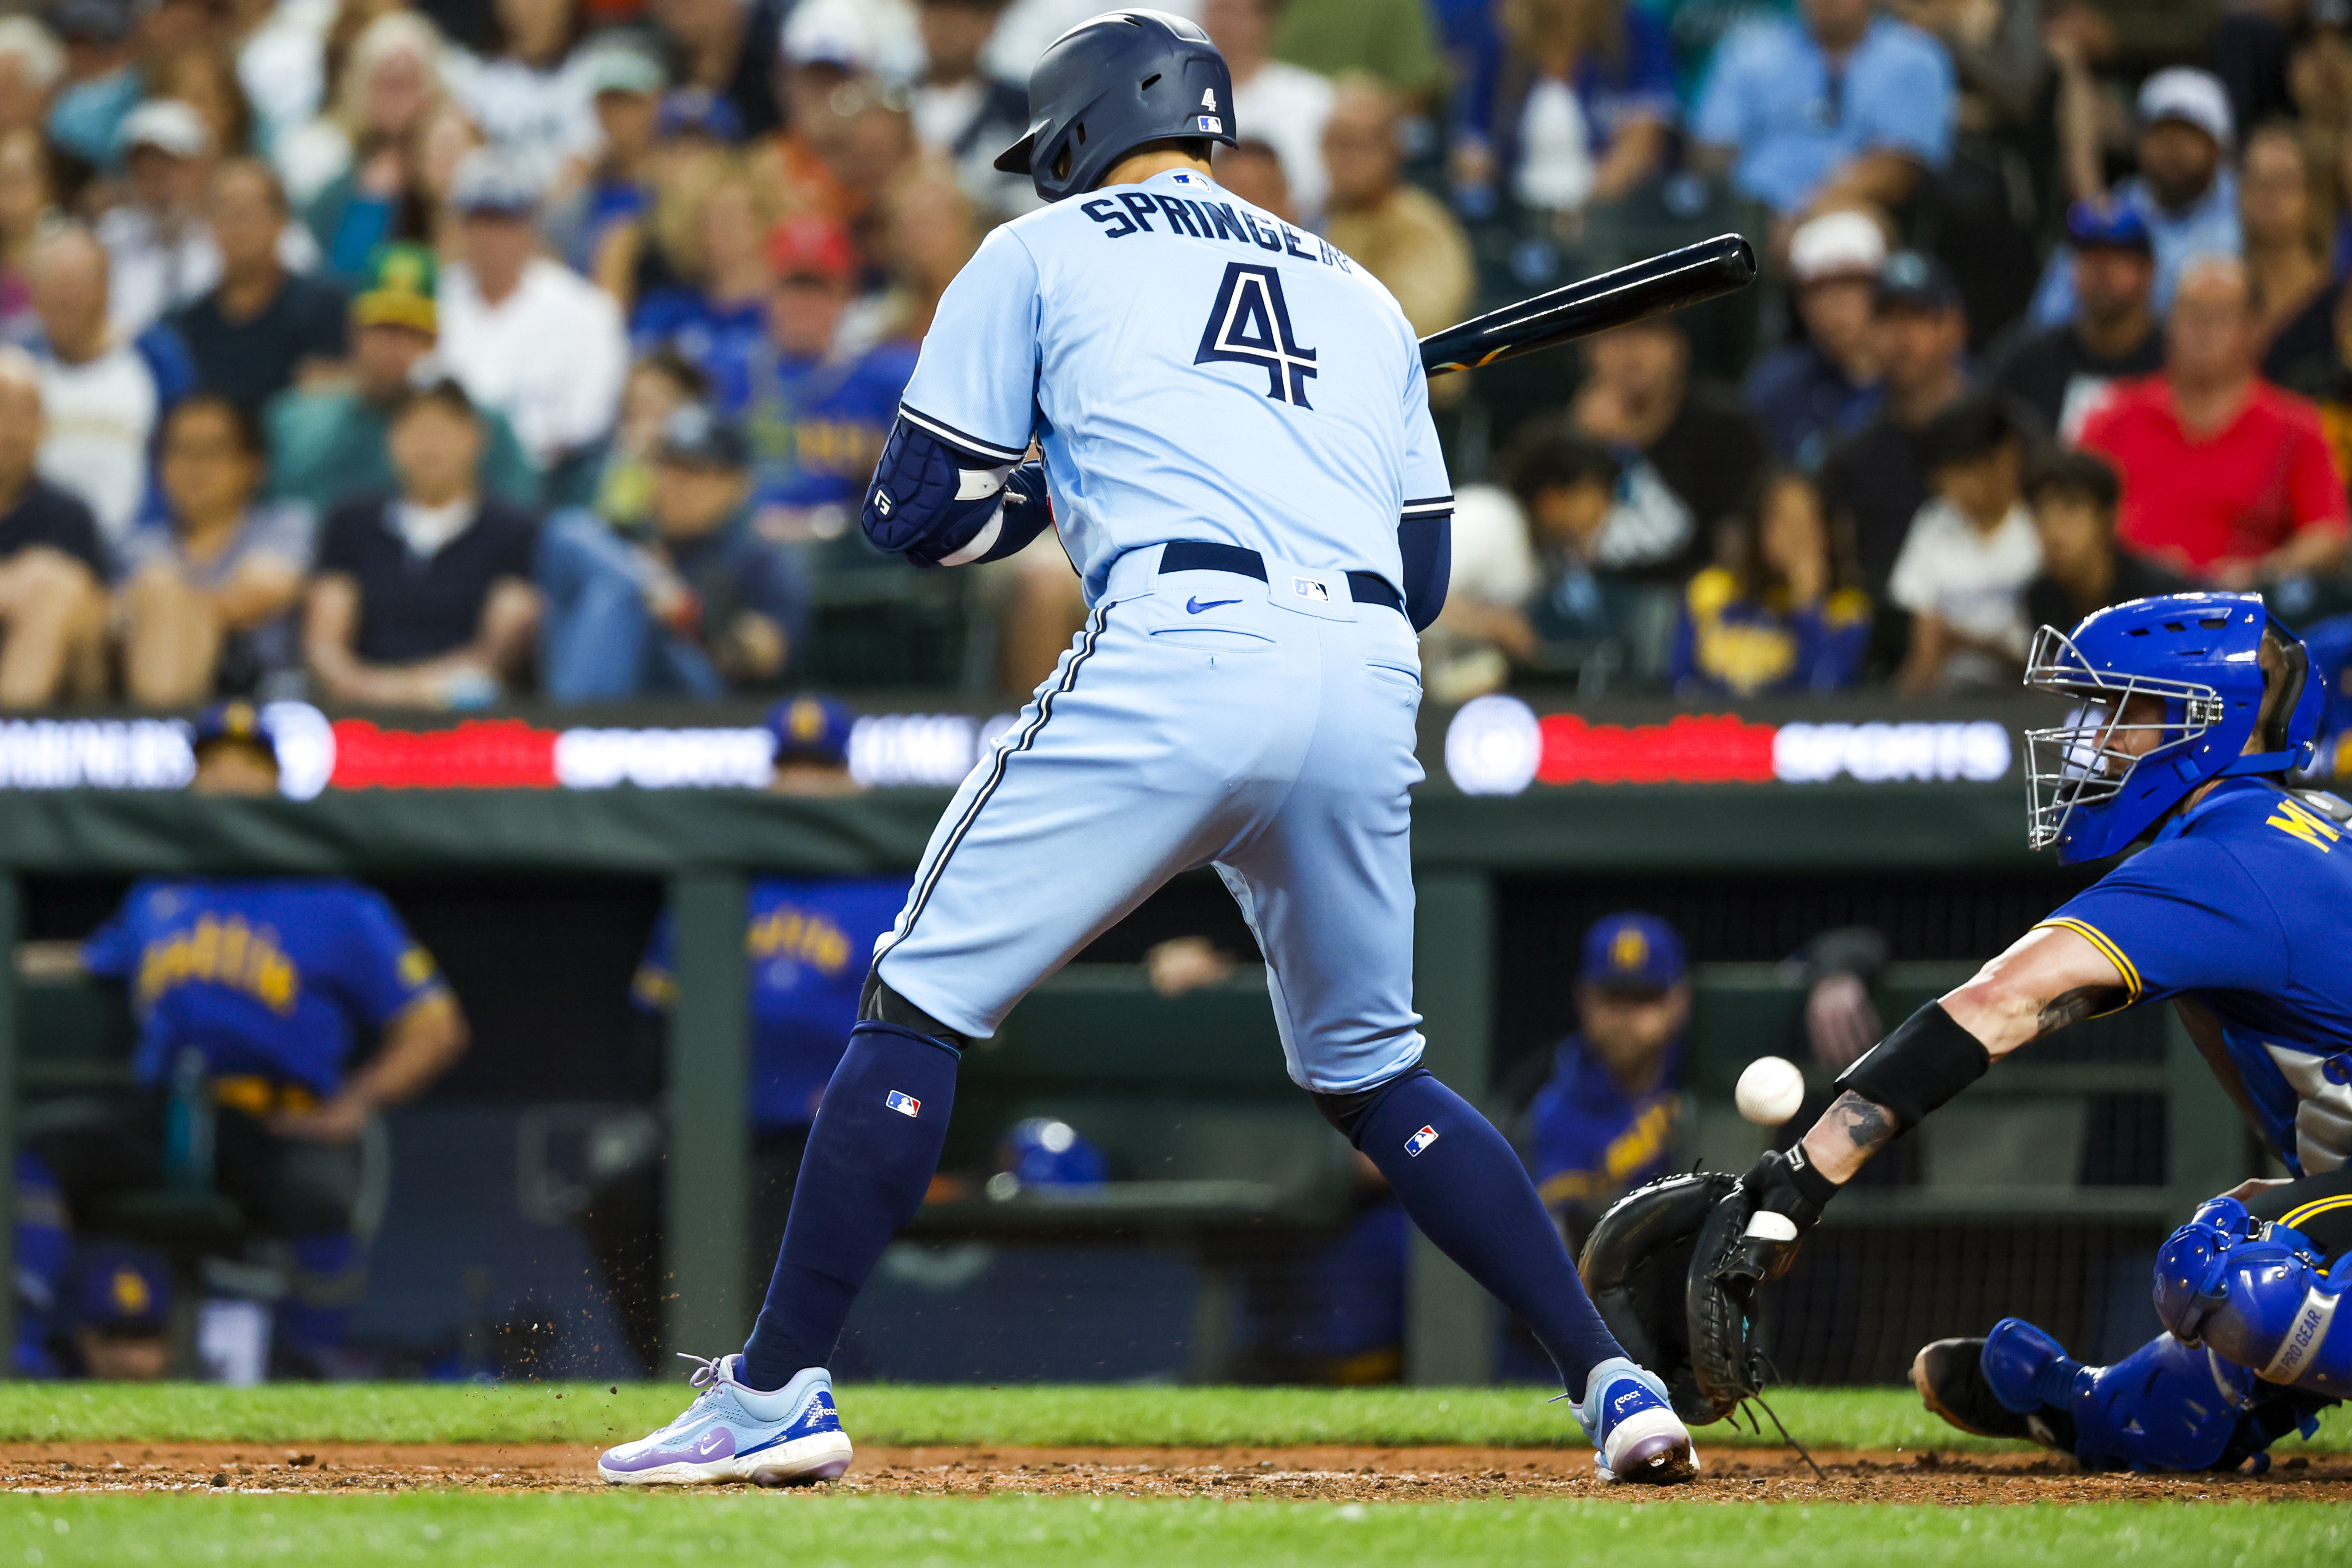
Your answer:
993;9;1237;203
2023;592;2320;862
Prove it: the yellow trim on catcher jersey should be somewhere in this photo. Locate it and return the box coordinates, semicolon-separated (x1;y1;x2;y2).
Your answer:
2278;1193;2352;1230
2034;917;2144;1005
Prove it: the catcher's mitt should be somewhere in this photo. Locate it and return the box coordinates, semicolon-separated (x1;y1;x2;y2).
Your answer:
1577;1172;1739;1424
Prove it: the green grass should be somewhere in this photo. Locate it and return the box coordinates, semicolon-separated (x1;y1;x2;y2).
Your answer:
2;1494;2348;1568
0;1382;2341;1455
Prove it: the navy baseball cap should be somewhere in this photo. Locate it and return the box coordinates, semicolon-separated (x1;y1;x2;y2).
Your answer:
767;695;855;767
2065;200;2153;254
72;1244;172;1333
1875;250;1963;314
190;701;276;763
1579;913;1687;992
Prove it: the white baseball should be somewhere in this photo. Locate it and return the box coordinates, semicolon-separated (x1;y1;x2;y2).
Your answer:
1735;1056;1806;1126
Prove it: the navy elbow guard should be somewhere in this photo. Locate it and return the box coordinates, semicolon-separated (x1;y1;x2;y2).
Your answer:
1834;1002;1992;1129
863;413;1052;567
1398;502;1451;631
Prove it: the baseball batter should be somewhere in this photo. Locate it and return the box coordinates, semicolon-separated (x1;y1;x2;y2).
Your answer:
602;9;1695;1487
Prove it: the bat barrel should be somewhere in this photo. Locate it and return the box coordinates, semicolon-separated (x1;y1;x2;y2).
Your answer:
1421;233;1757;376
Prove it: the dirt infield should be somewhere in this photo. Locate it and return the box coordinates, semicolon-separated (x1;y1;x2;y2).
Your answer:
4;1441;2350;1504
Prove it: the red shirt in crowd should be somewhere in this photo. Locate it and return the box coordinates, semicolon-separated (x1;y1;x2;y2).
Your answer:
2076;378;2350;573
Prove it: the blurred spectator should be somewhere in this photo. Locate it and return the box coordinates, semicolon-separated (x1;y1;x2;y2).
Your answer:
1819;251;1973;592
28;224;178;549
1882;0;2043;129
64;1245;172;1381
45;0;144;173
444;0;596;193
100;98;218;338
630;161;776;411
0;127;53;346
0;348;109;709
654;0;785;143
1990;201;2160;441
1214;136;1296;223
437;151;626;488
169;160;347;411
1744;208;1887;471
1519;913;1689;1248
743;217;917;540
1672;468;1870;696
1273;0;1445;102
2021;447;2187;635
589;349;709;528
1690;0;1955;222
1505;428;1630;651
1891;392;2038;694
1420;481;1540;702
547;44;665;282
0;17;67;138
1320;77;1472;337
908;0;1033;216
2241;121;2338;384
151;43;255;158
1204;0;1334;220
267;243;538;514
1567;314;1768;582
540;405;803;699
874;160;982;343
305;379;541;707
116;393;311;706
285;12;448;263
2079;257;2350;588
2030;67;2241;329
314;93;486;288
583;693;901;1373
1469;0;1674;224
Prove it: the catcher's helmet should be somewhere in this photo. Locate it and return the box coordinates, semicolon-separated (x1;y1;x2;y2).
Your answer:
994;9;1237;203
2024;592;2320;863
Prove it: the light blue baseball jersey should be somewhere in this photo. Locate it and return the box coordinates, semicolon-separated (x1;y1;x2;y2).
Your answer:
897;168;1452;602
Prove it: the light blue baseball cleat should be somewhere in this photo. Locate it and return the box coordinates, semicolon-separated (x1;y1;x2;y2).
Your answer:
598;1355;853;1486
1577;1356;1699;1483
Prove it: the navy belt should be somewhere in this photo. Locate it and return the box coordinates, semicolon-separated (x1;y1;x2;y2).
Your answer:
1158;541;1404;614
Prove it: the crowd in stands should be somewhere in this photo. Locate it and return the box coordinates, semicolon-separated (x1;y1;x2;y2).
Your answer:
3;0;2352;713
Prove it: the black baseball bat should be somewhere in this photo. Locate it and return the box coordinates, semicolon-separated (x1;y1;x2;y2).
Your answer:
1420;233;1757;377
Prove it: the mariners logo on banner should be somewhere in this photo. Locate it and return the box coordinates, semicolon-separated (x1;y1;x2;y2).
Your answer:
1195;262;1318;408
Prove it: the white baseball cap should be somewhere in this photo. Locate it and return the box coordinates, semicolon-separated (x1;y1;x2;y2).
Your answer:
2138;66;2233;149
120;97;213;160
1788;209;1887;284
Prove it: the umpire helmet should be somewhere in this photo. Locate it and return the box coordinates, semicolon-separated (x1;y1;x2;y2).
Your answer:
2024;592;2320;862
994;9;1237;203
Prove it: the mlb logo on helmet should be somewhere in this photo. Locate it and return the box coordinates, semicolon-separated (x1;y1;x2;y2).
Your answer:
1404;1125;1440;1156
885;1091;921;1117
1198;116;1222;133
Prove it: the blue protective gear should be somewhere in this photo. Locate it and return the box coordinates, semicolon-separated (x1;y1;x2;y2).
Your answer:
1397;506;1451;632
2155;1195;2352;1398
2024;592;2322;863
1982;1315;2322;1471
991;10;1239;205
863;415;1055;567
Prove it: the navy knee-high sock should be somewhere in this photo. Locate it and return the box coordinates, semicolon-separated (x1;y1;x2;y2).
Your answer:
1351;1068;1625;1399
740;1022;958;1390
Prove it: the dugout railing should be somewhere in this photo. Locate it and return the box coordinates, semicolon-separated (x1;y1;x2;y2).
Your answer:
0;780;2246;1382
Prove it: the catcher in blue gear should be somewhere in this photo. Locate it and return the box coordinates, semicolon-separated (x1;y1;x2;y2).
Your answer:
1593;590;2352;1469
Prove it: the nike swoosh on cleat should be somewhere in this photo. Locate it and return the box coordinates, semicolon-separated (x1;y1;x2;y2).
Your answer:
1185;597;1242;614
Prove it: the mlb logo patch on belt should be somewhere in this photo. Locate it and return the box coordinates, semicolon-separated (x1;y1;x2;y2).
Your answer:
1293;576;1331;602
1404;1125;1439;1156
885;1091;922;1117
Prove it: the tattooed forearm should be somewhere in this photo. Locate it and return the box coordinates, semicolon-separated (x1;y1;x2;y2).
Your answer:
1821;1091;1896;1156
2036;986;2121;1037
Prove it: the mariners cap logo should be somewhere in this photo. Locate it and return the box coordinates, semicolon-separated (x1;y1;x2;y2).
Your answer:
1610;927;1649;972
789;699;826;742
113;1267;151;1316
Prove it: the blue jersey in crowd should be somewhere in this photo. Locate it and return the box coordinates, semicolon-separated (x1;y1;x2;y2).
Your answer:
631;291;769;415
2042;778;2352;1176
634;878;910;1129
83;880;446;1096
1526;1033;1683;1215
742;341;919;514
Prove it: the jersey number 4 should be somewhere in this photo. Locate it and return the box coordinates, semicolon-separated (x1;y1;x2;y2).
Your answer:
1195;262;1318;409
